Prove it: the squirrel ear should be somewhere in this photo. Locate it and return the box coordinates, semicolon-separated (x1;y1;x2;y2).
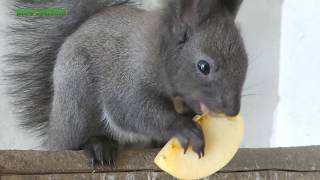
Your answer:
179;0;243;26
180;0;218;26
223;0;243;17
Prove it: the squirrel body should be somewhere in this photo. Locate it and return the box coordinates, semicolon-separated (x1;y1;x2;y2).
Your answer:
6;0;248;165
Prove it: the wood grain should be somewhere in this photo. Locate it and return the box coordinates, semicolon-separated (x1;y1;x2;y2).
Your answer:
1;146;320;179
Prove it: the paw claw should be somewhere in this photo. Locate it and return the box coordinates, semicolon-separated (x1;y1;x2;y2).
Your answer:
82;136;118;167
176;121;205;158
183;140;190;154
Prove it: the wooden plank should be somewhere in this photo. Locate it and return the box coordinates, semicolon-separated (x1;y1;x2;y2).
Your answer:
2;171;320;180
226;146;320;172
0;149;160;175
1;146;320;176
1;172;174;180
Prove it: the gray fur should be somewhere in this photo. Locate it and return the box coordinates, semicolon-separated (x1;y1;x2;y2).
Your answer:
4;0;131;136
5;0;248;156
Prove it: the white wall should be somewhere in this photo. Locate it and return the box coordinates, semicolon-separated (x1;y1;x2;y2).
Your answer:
272;0;320;147
238;0;282;148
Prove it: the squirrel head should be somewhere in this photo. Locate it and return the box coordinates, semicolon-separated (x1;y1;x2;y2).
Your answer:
161;0;248;116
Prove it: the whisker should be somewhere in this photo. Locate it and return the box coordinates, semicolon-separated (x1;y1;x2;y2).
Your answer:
242;93;258;97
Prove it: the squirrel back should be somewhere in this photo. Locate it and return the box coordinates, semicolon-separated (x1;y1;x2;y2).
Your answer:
5;0;130;134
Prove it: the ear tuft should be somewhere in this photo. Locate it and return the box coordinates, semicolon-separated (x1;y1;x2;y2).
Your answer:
180;0;218;26
180;0;197;26
178;0;243;26
223;0;243;17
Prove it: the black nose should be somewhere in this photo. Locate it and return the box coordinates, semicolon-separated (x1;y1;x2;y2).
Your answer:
225;106;240;117
223;95;241;117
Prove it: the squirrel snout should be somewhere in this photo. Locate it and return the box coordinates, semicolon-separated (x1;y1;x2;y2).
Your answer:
223;95;241;117
224;105;240;117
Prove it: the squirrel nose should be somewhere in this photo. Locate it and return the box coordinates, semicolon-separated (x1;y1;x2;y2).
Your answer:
223;94;241;117
225;105;240;117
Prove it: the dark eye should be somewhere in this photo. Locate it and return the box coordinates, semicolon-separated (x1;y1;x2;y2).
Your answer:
197;60;211;75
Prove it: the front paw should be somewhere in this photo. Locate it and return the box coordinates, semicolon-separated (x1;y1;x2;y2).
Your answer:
81;136;118;167
176;121;205;158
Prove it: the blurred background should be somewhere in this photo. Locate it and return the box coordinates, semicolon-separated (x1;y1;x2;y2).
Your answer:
0;0;319;149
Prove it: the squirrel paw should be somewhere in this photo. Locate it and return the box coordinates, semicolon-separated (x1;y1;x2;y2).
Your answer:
82;136;118;167
176;121;205;158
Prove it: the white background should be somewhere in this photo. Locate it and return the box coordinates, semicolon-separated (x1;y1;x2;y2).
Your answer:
0;0;319;149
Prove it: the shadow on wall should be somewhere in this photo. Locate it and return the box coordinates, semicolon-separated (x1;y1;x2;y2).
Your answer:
237;0;282;148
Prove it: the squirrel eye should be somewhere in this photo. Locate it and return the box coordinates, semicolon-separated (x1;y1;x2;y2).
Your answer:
197;60;211;75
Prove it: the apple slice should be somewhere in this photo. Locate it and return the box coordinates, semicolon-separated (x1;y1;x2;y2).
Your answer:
154;114;244;180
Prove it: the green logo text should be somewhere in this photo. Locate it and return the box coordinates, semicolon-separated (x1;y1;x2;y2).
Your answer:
16;9;66;17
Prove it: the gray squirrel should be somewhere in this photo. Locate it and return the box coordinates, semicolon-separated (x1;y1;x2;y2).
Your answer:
5;0;248;166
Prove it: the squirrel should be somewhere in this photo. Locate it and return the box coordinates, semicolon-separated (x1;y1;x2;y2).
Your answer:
5;0;248;166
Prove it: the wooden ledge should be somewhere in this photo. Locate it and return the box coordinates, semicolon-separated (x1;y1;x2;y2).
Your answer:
1;146;320;179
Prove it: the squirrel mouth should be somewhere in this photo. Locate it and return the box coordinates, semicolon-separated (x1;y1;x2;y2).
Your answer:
172;96;210;115
186;100;210;114
199;102;210;114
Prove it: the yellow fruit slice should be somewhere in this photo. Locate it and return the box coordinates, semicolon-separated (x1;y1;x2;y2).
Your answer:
154;114;244;180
